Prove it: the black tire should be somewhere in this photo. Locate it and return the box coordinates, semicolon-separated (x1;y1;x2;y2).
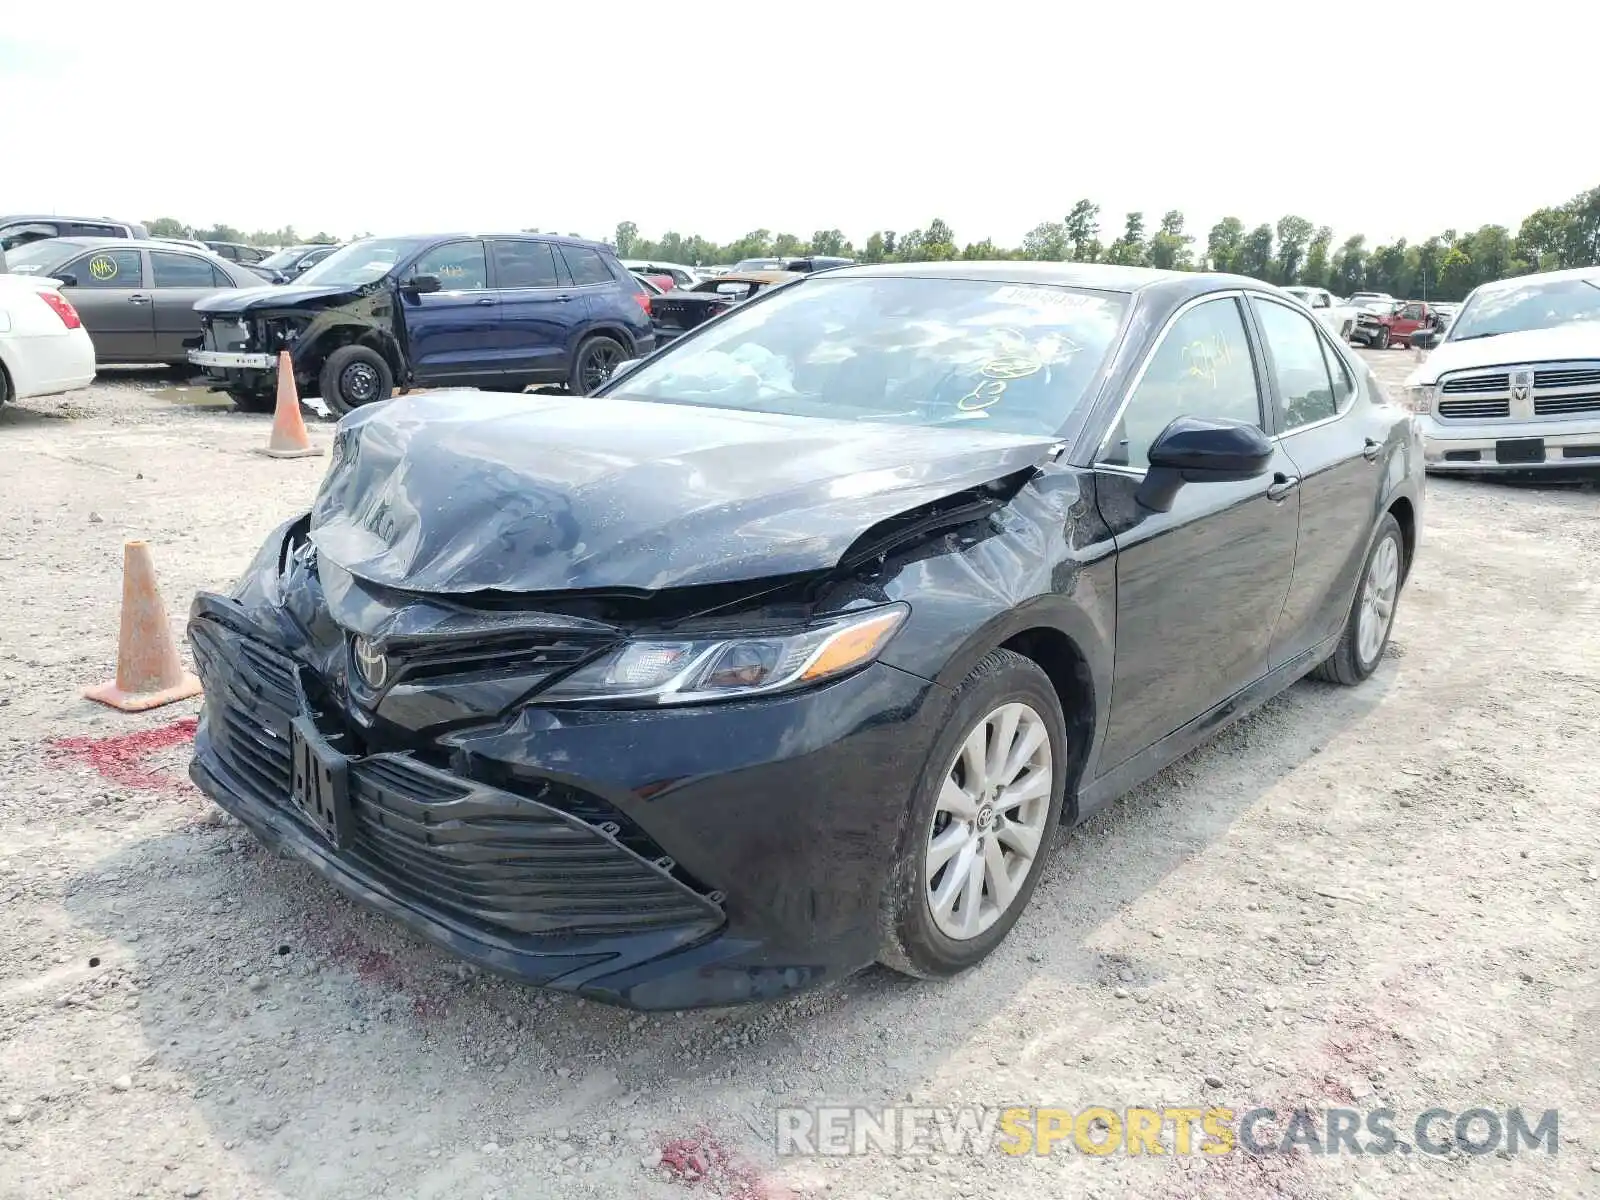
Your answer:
878;649;1067;979
0;361;12;410
318;345;394;417
1375;326;1391;350
1312;513;1405;686
568;335;626;396
227;388;274;413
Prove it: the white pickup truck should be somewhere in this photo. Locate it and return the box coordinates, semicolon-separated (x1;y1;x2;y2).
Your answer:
1282;286;1360;340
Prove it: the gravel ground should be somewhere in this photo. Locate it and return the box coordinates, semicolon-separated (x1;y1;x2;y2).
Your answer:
2;353;1598;1199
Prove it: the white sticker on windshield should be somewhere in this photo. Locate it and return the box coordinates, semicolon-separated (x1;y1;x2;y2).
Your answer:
991;286;1112;312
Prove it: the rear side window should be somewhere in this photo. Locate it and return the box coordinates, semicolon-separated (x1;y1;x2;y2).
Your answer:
70;248;144;288
1;222;60;251
560;246;616;287
69;223;122;238
492;240;560;289
1254;298;1338;430
151;251;220;287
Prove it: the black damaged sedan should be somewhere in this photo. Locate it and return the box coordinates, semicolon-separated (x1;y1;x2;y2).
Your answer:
189;263;1423;1009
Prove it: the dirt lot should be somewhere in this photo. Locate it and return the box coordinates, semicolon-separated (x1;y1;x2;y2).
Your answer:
2;353;1598;1199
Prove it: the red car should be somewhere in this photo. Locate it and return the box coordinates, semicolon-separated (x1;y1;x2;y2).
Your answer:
1350;300;1444;350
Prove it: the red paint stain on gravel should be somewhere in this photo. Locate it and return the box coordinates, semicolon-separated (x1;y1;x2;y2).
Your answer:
296;909;449;1021
49;717;198;790
658;1128;791;1200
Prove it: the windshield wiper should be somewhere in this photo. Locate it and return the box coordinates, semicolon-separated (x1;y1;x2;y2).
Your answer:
1449;332;1505;341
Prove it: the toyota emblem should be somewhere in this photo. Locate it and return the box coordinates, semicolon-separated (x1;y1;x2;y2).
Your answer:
352;636;389;690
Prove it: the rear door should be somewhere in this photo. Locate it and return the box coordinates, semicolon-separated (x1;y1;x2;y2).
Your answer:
489;238;571;378
1091;293;1301;770
556;244;649;353
149;250;233;361
400;239;499;382
1248;294;1383;667
59;247;154;361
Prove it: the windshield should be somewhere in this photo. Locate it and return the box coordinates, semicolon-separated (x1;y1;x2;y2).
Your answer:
295;238;416;286
258;246;317;270
734;258;782;271
1447;276;1600;341
607;276;1129;435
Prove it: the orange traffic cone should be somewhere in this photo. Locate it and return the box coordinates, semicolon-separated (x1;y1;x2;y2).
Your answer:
84;541;203;712
256;351;323;459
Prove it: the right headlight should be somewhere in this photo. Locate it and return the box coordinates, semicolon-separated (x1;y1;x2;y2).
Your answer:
537;604;910;706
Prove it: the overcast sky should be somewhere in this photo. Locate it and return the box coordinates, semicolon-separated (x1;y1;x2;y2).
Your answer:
2;1;1592;251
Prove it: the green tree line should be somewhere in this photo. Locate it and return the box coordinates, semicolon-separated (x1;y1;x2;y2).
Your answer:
616;183;1600;302
144;217;346;247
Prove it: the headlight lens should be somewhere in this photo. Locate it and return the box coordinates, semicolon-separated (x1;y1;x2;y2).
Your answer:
1402;384;1435;413
538;604;910;705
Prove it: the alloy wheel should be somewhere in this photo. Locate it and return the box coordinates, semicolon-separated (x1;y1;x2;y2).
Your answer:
1358;534;1400;666
925;701;1053;941
581;342;620;391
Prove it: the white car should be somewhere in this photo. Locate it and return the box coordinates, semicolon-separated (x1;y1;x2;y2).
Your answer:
1282;286;1360;340
0;274;96;409
1348;291;1398;313
1401;266;1600;473
620;259;701;289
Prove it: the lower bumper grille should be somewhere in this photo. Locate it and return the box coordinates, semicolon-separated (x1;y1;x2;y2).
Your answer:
190;616;721;939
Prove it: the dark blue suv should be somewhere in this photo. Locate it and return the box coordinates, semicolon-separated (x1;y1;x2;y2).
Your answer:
188;233;655;414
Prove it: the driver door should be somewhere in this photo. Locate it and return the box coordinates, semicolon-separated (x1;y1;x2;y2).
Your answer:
1091;293;1301;771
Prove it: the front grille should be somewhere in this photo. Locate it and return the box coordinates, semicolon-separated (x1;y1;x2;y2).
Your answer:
390;632;610;687
1438;398;1511;419
1534;390;1600;417
192;616;720;940
345;757;720;936
1440;373;1509;394
1535;367;1600;389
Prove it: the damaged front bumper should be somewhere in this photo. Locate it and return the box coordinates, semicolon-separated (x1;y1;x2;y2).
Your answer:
186;578;951;1010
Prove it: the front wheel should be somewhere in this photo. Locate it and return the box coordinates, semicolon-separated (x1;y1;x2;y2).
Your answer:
1312;513;1405;686
879;649;1066;979
318;345;394;417
1375;327;1391;350
568;335;625;396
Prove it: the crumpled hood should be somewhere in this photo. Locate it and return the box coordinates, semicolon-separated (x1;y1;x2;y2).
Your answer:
195;281;368;314
308;390;1057;595
1405;321;1600;386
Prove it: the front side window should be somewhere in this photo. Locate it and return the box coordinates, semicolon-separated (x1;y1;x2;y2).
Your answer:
1099;297;1260;468
411;241;488;290
151;250;221;288
491;240;560;289
1254;298;1338;430
69;248;145;288
1399;302;1424;320
610;276;1129;437
560;246;617;287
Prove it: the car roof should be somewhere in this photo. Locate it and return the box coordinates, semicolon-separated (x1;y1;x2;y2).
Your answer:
390;232;615;250
0;213;133;225
16;236;245;263
811;260;1275;301
1473;264;1600;293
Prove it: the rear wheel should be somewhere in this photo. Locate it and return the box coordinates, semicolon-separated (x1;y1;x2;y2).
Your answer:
1312;513;1404;686
319;345;394;417
879;650;1066;979
0;361;12;410
568;335;625;396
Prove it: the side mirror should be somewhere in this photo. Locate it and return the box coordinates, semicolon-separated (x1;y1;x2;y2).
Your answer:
1410;329;1439;350
53;273;78;288
402;274;442;295
1137;416;1274;513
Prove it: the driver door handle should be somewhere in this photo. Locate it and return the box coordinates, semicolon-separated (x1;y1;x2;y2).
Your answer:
1267;472;1300;501
474;297;496;306
1363;437;1383;461
127;293;150;304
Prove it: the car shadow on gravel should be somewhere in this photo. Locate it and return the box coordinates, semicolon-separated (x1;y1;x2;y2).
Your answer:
0;401;83;427
58;669;1391;1193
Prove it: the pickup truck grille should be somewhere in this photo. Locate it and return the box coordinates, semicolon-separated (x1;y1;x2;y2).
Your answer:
1434;361;1600;423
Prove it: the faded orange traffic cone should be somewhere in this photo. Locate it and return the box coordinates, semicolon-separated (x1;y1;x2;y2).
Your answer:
256;351;323;459
84;541;203;712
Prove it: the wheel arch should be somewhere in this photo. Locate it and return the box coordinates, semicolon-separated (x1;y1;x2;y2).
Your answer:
299;325;404;382
1386;494;1417;580
996;625;1097;823
576;323;637;358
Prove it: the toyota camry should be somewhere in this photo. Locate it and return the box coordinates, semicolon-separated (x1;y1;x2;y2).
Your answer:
189;262;1423;1009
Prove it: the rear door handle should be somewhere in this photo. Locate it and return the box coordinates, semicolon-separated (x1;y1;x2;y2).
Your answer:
1362;437;1382;461
474;297;496;306
554;293;574;303
127;294;151;304
1267;472;1300;501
